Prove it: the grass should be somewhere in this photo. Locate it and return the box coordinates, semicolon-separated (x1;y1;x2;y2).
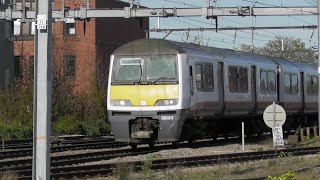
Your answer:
0;171;18;180
108;154;320;180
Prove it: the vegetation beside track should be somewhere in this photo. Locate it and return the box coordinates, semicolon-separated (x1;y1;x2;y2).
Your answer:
0;77;111;140
111;154;320;180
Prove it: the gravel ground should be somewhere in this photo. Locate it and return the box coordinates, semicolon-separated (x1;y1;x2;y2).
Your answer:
80;136;280;165
0;136;280;163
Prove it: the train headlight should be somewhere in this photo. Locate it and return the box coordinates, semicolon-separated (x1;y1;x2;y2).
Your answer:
110;100;132;106
155;99;178;106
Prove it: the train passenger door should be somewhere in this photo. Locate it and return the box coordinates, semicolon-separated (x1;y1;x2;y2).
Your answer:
300;72;305;111
277;66;281;103
218;62;225;113
251;66;257;113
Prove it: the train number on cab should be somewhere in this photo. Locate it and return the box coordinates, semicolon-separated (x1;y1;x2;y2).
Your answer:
161;116;174;121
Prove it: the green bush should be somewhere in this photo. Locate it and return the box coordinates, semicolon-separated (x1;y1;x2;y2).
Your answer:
0;75;111;140
52;115;82;135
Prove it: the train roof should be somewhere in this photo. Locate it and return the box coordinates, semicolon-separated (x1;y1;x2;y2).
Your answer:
113;38;317;72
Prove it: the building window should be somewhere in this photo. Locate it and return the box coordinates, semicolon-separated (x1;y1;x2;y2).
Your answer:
64;18;76;35
13;1;36;36
29;55;34;78
284;73;298;95
228;66;248;93
64;55;76;79
14;56;22;79
307;75;318;96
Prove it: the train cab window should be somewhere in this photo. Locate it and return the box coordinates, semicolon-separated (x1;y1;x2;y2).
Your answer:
307;76;318;95
228;66;248;93
195;64;203;90
284;73;298;95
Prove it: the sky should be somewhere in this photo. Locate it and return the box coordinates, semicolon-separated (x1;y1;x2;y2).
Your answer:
127;0;318;50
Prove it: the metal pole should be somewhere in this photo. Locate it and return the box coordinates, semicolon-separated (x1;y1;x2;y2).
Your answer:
34;0;52;179
317;0;320;138
242;122;245;150
32;0;39;177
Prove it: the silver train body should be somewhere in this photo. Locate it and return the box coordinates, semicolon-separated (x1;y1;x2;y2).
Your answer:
107;38;318;144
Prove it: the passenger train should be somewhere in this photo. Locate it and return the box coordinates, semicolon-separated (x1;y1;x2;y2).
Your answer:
107;38;318;148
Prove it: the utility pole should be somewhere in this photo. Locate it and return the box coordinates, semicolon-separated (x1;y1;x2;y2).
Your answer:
33;0;52;179
317;0;320;138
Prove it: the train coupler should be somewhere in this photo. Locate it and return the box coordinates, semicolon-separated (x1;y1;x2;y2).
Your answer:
129;118;159;139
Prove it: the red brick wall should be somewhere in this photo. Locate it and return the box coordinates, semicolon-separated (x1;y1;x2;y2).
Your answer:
14;0;149;93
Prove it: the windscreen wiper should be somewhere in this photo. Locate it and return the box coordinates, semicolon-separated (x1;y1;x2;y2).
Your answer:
151;77;171;84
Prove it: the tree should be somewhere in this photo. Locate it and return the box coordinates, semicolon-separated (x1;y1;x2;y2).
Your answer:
237;36;317;64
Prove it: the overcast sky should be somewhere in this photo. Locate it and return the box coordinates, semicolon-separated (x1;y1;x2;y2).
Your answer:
130;0;317;50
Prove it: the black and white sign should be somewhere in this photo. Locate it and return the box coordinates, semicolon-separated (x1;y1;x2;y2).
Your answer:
272;126;284;146
37;15;47;30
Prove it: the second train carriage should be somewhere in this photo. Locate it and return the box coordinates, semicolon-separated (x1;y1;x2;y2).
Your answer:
107;38;318;146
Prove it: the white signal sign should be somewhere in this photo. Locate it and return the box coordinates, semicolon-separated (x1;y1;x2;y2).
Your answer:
263;102;286;128
37;15;47;30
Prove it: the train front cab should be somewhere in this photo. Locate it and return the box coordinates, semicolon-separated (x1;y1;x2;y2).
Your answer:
107;39;189;144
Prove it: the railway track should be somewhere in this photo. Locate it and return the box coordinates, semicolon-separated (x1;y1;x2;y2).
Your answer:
2;146;320;179
0;139;126;160
0;136;114;150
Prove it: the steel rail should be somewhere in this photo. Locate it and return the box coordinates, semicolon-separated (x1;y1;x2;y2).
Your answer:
4;146;320;180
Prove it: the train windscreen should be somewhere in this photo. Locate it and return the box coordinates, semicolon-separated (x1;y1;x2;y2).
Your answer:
112;55;178;85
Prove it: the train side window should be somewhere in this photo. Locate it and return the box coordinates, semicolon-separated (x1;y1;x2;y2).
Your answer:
204;64;214;91
195;64;203;90
268;71;276;92
284;73;291;93
308;76;318;95
285;73;298;95
312;76;318;95
228;66;238;92
228;66;248;93
291;74;298;94
307;76;312;95
239;67;248;92
260;70;267;92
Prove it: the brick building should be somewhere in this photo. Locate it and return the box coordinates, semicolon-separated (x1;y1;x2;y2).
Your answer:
0;0;14;90
13;0;149;93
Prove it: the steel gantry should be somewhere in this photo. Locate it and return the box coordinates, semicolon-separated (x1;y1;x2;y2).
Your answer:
0;2;320;180
0;6;318;20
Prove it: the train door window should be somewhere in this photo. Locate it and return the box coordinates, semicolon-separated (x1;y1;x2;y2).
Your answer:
260;70;267;92
228;66;238;92
239;67;248;91
291;74;298;94
284;73;291;93
204;64;214;91
268;71;276;92
195;64;203;90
